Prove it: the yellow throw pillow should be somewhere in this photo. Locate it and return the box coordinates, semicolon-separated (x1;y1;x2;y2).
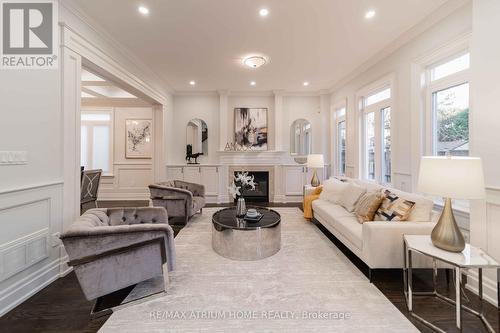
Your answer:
355;191;385;223
374;190;416;222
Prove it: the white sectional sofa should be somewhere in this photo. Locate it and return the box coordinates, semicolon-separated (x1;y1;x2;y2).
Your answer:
312;178;438;277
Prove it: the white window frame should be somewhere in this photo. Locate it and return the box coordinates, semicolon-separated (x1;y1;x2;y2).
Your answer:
411;34;471;214
358;76;394;185
332;102;347;176
424;51;470;156
81;108;114;176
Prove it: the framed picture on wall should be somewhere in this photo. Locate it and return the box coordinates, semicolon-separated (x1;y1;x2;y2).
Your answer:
125;119;152;158
234;108;268;150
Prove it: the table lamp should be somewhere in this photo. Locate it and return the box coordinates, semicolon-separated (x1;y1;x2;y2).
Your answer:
307;154;324;187
417;155;485;252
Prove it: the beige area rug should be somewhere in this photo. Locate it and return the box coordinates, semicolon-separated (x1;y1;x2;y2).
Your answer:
99;207;417;332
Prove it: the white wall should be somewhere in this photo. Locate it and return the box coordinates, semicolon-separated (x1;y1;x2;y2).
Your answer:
0;59;64;317
171;95;220;165
0;0;172;315
169;93;329;164
87;106;155;200
468;0;500;306
330;3;472;191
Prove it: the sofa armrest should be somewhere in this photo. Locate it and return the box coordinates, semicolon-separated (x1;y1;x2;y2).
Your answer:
362;221;435;269
61;224;176;271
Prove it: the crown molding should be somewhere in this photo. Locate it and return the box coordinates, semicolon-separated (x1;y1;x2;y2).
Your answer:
59;0;174;96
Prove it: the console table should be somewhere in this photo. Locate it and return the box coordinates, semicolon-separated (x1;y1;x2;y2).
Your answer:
403;235;500;332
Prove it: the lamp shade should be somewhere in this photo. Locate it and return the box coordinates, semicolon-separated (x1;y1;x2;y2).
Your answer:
307;154;324;168
417;156;486;199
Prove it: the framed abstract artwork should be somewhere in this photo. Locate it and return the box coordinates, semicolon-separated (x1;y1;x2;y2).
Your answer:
234;108;268;150
125;119;152;158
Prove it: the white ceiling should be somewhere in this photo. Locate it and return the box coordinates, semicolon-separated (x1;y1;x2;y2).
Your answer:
74;0;450;92
81;69;139;99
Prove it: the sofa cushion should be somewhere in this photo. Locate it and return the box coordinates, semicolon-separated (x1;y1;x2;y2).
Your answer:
388;188;434;222
355;191;385;223
312;199;355;219
339;183;367;212
319;178;349;204
374;190;415;221
331;216;363;250
351;179;384;193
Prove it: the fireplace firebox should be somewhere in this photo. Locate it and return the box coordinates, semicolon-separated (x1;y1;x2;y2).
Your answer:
234;171;269;203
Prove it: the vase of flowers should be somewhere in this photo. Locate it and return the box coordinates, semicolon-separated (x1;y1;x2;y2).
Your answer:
228;171;256;217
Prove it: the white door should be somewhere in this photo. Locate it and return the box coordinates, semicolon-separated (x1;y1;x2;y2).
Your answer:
167;167;184;181
284;166;306;196
201;166;219;196
183;166;201;184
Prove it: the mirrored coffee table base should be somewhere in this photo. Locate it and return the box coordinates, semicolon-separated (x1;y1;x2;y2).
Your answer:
212;207;281;261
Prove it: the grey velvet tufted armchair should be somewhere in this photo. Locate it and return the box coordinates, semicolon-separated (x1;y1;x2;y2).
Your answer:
149;180;206;225
60;207;175;305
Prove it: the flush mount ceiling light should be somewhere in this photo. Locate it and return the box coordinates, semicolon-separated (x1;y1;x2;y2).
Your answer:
365;10;376;19
303;81;310;86
243;55;267;69
259;8;269;17
250;81;257;86
189;80;196;86
138;6;150;15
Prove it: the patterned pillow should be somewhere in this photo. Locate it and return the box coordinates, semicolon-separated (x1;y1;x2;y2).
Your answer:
374;190;416;222
355;191;385;223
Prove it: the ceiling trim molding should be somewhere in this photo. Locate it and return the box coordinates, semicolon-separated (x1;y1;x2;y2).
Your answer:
60;0;173;99
328;0;472;94
174;90;327;98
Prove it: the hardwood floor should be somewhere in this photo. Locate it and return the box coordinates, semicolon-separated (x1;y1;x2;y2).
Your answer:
1;201;498;333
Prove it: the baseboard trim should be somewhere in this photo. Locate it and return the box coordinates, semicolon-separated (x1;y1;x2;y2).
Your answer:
466;270;498;307
0;257;68;317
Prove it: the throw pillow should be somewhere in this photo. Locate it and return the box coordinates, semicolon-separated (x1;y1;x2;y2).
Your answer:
319;178;349;204
355;191;385;223
374;189;416;221
339;183;367;212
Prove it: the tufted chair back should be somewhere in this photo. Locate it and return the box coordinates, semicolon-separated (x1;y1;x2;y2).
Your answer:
107;207;169;226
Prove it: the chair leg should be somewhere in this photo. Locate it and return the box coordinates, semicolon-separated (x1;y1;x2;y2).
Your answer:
200;208;203;214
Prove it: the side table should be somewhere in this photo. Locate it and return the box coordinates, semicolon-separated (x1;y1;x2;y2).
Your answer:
403;235;500;332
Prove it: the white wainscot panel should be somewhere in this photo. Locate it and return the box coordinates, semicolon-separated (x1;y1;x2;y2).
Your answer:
117;166;153;190
0;182;64;316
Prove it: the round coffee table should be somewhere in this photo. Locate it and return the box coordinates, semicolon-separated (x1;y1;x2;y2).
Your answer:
212;207;281;261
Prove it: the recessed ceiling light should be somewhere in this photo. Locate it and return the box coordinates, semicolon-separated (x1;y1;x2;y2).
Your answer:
365;10;376;19
243;55;267;69
138;6;150;15
259;8;269;17
250;81;256;86
303;81;310;86
189;81;196;86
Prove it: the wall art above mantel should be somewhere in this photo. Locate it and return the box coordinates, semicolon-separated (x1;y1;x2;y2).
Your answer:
234;108;267;151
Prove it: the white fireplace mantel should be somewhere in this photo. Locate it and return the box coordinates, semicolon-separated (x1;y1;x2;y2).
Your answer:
216;150;287;165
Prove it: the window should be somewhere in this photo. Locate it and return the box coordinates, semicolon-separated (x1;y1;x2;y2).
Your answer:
81;110;113;174
333;106;346;176
382;107;391;183
360;85;392;184
337;120;346;176
365;87;391;107
364;111;376;180
418;46;471;212
426;52;470;157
